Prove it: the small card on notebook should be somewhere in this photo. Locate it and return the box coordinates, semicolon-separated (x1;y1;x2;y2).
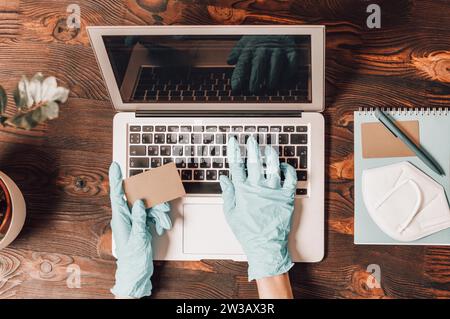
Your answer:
361;120;420;158
123;162;186;208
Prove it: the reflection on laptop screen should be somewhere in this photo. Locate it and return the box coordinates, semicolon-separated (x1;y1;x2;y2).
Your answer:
102;35;312;104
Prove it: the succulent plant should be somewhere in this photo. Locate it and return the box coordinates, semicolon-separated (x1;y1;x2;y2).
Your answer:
0;73;69;130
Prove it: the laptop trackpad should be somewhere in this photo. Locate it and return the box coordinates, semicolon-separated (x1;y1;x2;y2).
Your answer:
183;203;243;255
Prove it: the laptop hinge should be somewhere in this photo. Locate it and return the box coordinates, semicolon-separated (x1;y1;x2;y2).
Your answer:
135;110;302;118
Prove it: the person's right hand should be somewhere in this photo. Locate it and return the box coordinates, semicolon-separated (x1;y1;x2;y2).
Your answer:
219;136;297;281
226;35;299;94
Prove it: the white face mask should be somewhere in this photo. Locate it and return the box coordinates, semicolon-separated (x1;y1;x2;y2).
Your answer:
362;162;450;242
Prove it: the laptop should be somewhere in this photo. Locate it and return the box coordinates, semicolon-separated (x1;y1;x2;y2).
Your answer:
88;25;325;262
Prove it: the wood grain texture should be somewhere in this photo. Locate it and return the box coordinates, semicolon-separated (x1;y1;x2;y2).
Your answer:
0;0;449;299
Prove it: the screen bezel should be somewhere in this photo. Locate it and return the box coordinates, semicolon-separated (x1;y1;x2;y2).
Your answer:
87;25;325;112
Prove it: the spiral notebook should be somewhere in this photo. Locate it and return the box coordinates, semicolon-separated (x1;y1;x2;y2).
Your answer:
354;108;450;245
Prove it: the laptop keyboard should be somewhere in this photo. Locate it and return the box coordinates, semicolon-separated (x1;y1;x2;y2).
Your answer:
128;124;309;196
132;66;309;103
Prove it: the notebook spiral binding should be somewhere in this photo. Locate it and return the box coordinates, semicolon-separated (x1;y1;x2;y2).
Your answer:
357;107;449;116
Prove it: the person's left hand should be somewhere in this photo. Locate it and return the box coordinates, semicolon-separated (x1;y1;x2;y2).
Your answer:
109;162;172;298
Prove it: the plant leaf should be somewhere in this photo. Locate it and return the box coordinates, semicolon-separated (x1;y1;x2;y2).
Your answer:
42;101;59;120
8;109;41;130
0;85;7;114
13;86;27;109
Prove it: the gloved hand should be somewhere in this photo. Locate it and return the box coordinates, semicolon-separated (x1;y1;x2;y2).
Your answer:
109;162;172;298
219;136;297;281
227;35;299;94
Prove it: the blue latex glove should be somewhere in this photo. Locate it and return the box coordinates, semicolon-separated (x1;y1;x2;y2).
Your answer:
227;35;299;94
109;162;172;298
219;136;297;281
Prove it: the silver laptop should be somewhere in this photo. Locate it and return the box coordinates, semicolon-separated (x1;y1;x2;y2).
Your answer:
88;26;325;262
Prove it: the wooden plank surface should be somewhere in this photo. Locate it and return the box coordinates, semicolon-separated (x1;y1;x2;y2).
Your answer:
0;0;449;299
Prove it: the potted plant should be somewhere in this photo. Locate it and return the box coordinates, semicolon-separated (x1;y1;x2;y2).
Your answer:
0;73;69;249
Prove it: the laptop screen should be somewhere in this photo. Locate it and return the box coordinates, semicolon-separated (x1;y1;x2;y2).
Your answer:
102;35;312;104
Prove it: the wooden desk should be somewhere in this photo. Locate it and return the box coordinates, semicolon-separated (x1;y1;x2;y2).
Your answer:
0;0;449;299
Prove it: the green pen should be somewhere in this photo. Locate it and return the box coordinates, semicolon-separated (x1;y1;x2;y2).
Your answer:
374;108;445;176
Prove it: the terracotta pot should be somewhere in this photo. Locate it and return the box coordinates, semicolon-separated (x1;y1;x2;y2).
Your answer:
0;178;12;234
0;171;26;250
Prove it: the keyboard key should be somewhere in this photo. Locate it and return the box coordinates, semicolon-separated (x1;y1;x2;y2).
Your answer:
284;146;295;157
255;133;264;144
179;133;189;144
297;146;307;157
297;170;307;181
175;158;186;168
216;133;227;144
245;126;256;132
168;125;179;132
148;146;159;156
163;158;173;165
298;146;308;169
143;126;154;132
291;134;308;144
173;146;183;156
296;188;307;196
154;133;165;144
258;126;269;132
183;182;222;193
167;133;177;144
222;146;227;156
232;126;243;132
203;134;214;144
184;146;195;156
206;170;217;180
206;126;217;132
191;134;202;144
188;158;199;168
287;158;298;169
197;146;208;156
151;158;162;168
155;126;166;132
266;133;276;145
130;145;146;156
209;146;220;156
296;126;308;132
270;126;281;132
129;169;143;177
130;133;140;144
181;170;192;181
194;170;205;180
240;134;251;144
212;158;223;168
283;126;295;132
219;126;230;132
180;126;192;132
142;133;153;144
130;157;149;168
130;125;141;132
200;158;211;168
278;134;289;144
160;146;171;156
218;170;229;178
